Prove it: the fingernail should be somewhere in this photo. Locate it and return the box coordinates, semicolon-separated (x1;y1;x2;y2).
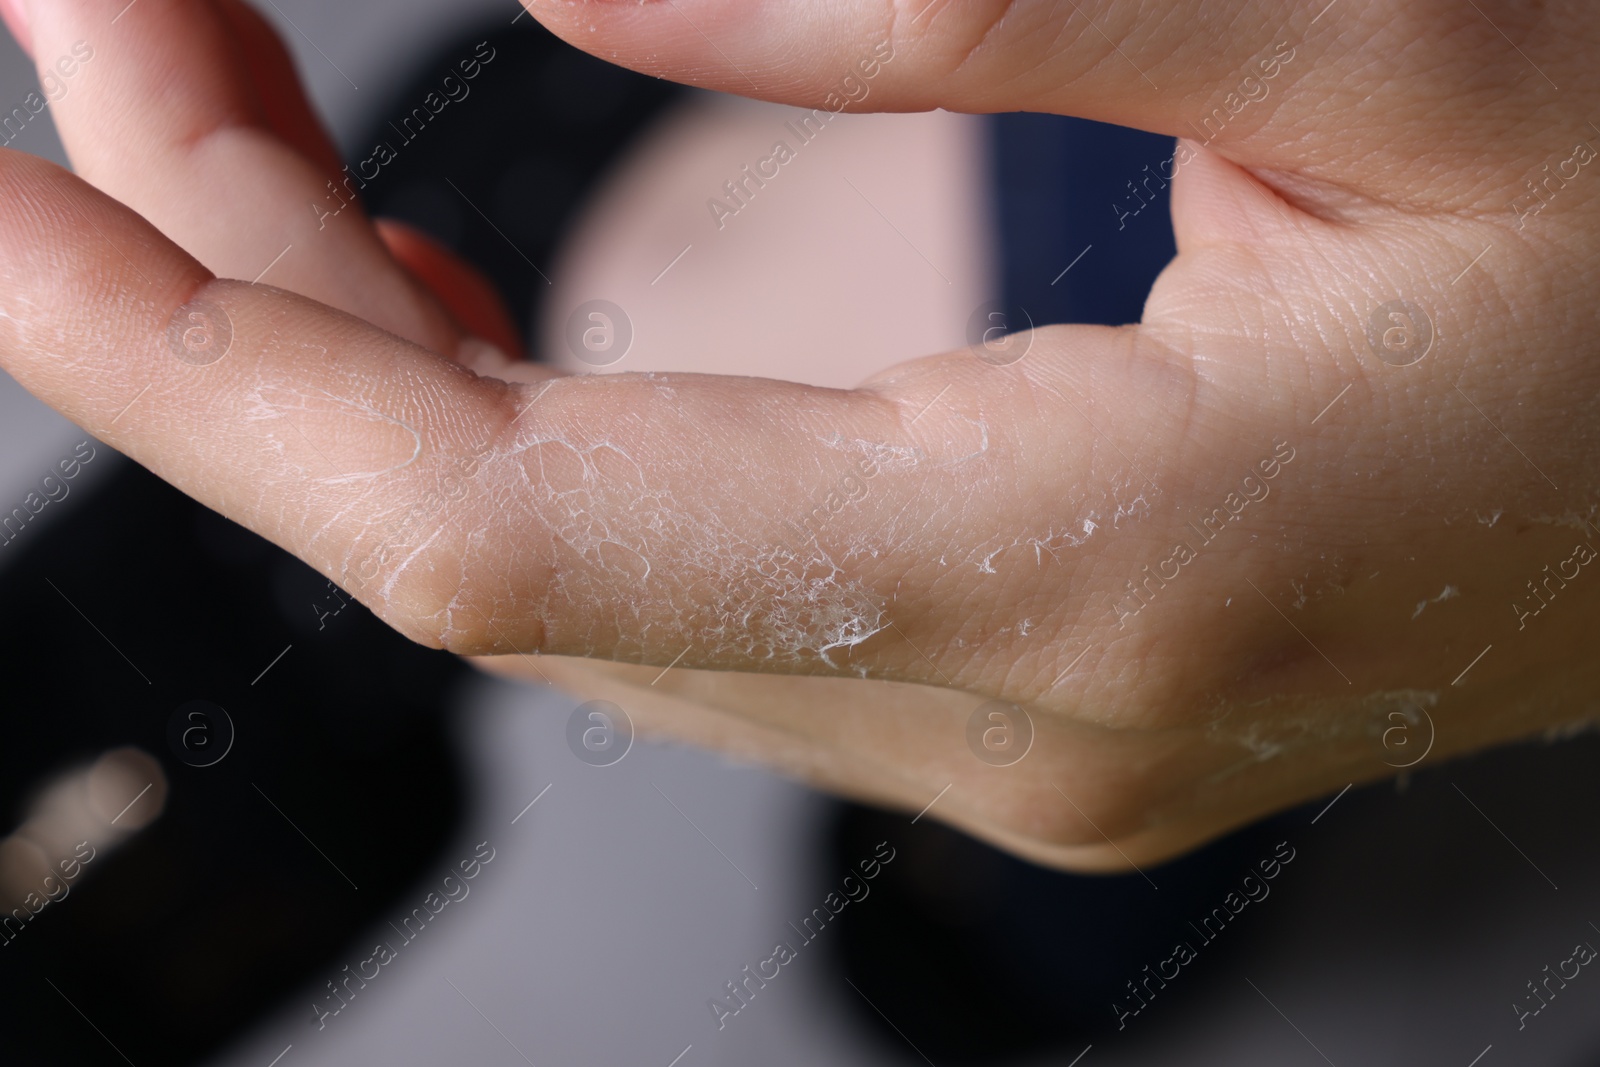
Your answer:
455;336;510;375
0;0;31;56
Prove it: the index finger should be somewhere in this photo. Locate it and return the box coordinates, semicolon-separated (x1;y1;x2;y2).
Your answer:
3;151;1051;687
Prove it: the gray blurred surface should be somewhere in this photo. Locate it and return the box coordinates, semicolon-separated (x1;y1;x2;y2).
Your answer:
0;12;85;508
215;673;888;1067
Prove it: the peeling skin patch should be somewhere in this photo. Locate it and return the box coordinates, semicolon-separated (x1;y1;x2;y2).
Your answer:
928;414;989;467
962;481;1151;574
967;516;1102;575
817;433;925;471
411;419;890;667
1411;583;1459;619
734;552;888;664
1530;510;1600;535
1544;712;1600;742
244;382;422;483
1203;688;1441;781
1111;493;1151;527
1286;558;1351;611
377;524;447;601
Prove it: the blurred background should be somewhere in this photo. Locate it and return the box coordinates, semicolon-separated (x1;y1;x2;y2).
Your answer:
2;2;1600;1065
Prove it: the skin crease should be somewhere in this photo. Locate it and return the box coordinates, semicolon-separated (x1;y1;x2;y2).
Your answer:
0;0;1598;870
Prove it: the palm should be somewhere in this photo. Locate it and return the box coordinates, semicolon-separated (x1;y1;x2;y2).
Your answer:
494;176;1597;868
2;0;1595;868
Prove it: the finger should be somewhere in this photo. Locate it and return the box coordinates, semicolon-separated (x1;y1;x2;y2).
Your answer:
214;0;345;178
524;1;1308;151
0;0;30;53
523;0;1567;211
481;654;1234;870
0;150;505;636
28;0;460;353
5;151;1184;690
376;218;526;361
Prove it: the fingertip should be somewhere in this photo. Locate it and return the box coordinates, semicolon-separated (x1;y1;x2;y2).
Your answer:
0;148;211;371
0;0;31;56
523;0;785;96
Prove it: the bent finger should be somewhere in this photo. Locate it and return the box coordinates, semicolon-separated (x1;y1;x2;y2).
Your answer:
28;0;460;352
2;150;1132;689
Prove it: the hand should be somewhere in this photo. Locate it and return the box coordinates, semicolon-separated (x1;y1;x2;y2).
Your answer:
2;0;1596;870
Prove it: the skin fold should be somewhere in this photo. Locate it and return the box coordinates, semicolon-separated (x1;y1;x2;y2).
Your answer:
0;0;1596;869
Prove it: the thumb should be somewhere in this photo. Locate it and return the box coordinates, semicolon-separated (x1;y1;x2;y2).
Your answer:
523;0;1309;146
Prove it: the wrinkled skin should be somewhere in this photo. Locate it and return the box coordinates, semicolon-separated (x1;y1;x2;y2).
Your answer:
0;0;1597;870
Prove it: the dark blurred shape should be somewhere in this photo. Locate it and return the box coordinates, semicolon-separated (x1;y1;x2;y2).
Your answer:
989;113;1178;328
825;801;1296;1062
0;458;470;1065
349;17;687;352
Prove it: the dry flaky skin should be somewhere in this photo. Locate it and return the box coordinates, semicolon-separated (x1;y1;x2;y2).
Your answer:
2;0;1599;870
